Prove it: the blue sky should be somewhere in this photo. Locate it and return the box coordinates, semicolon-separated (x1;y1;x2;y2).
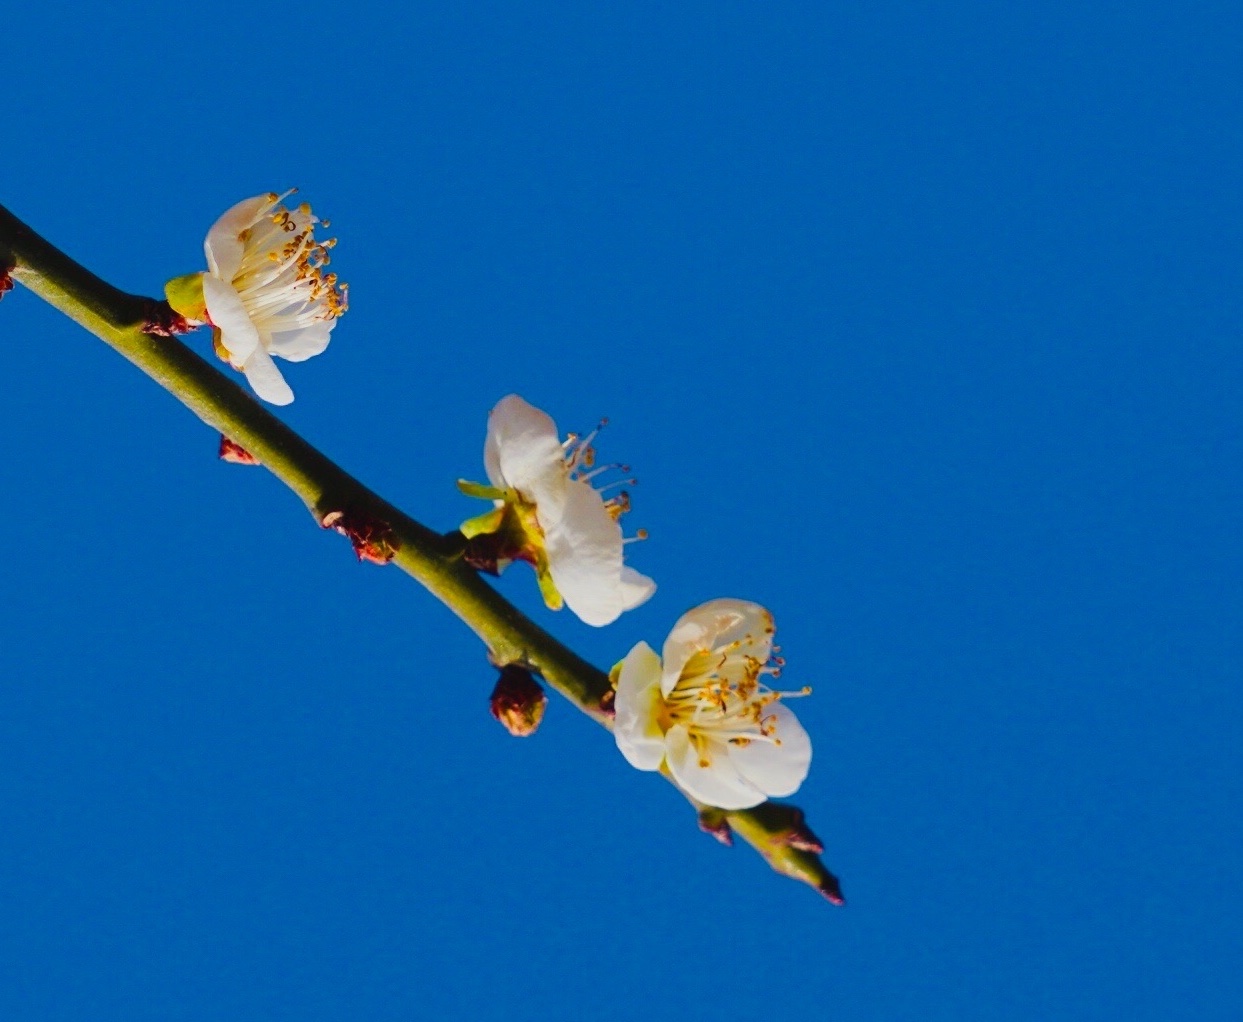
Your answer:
2;2;1241;1019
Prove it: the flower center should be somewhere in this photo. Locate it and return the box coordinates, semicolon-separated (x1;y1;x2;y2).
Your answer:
662;637;810;768
232;191;349;331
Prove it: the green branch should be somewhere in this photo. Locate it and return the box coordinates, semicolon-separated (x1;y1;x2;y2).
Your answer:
0;202;843;905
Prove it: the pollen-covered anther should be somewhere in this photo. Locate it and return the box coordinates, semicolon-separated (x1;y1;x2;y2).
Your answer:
177;189;349;405
613;600;813;810
320;508;400;565
604;491;632;521
218;435;260;465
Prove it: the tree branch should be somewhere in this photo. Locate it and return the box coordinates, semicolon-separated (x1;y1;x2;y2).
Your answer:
0;201;842;904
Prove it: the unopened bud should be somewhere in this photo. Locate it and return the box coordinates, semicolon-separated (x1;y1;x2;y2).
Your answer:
697;808;733;847
219;435;260;465
321;508;399;565
489;665;547;738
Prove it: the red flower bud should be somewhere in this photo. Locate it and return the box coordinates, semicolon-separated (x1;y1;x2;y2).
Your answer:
489;665;547;738
320;509;400;565
218;435;260;465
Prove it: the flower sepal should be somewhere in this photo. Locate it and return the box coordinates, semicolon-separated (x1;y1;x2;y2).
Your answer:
458;479;565;606
164;271;207;324
460;501;537;575
457;479;506;503
459;503;507;541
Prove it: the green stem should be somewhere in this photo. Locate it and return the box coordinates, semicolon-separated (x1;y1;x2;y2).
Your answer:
0;202;841;903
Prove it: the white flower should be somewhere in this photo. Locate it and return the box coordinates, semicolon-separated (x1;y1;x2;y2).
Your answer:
613;599;812;810
458;394;656;627
170;191;348;405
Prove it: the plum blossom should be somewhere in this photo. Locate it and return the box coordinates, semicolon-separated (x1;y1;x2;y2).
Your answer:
165;191;347;405
613;599;812;810
458;394;655;627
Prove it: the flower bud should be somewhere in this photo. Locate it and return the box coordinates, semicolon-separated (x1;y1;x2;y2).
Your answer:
219;435;260;465
489;665;547;738
320;509;399;565
697;808;734;847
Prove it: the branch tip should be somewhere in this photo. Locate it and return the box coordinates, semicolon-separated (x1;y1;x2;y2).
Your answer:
722;801;843;904
817;873;846;906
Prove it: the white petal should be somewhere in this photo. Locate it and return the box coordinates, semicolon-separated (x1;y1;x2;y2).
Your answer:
664;724;765;810
204;194;272;280
544;479;627;627
726;703;812;798
660;599;774;698
266;321;334;362
484;395;564;498
618;566;657;612
241;345;294;405
202;274;260;365
613;642;667;772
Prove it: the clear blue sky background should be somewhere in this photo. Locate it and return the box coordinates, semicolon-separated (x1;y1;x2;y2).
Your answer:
2;2;1241;1019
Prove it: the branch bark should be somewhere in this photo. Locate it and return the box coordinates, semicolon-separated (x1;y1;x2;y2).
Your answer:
0;201;843;904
